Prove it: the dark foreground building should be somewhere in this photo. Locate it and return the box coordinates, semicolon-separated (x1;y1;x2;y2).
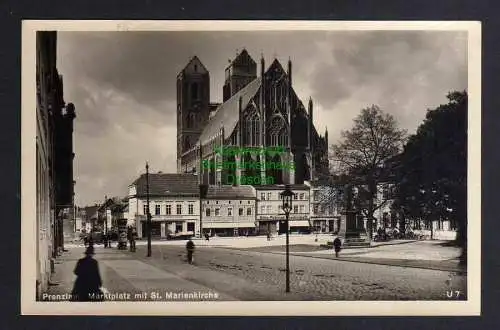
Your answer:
36;31;76;299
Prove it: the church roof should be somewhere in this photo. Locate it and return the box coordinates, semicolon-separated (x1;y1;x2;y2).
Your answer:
198;76;262;145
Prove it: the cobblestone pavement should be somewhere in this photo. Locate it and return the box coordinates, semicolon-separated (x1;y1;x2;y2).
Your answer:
127;244;467;301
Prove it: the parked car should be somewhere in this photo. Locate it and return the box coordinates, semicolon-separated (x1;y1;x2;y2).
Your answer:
167;231;194;240
90;231;104;244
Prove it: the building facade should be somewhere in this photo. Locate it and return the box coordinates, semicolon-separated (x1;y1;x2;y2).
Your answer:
202;186;256;236
255;184;311;235
309;182;341;233
127;173;326;238
176;50;329;187
128;173;200;239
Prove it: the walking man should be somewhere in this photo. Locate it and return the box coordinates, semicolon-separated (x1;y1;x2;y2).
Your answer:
186;239;195;264
333;236;342;258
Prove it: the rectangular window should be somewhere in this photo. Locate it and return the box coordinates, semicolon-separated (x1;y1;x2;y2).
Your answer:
261;205;265;214
155;205;161;215
143;205;148;215
313;191;318;201
299;193;305;200
206;208;210;217
294;193;298;200
313;205;319;214
188;204;194;215
176;204;182;215
166;205;171;215
228;207;233;216
261;193;266;200
267;192;272;200
176;222;183;233
299;205;305;213
247;208;252;216
294;205;298;213
215;208;220;216
239;208;244;216
267;205;272;214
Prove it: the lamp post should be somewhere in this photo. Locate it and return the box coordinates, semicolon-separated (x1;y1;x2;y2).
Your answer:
146;162;152;257
104;195;108;236
280;184;294;293
199;184;209;238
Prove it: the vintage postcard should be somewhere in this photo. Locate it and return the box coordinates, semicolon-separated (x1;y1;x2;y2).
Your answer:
21;20;481;315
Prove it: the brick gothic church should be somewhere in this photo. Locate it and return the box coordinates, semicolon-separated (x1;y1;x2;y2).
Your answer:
176;49;329;186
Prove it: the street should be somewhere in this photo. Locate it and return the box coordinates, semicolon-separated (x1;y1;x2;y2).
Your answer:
45;241;467;301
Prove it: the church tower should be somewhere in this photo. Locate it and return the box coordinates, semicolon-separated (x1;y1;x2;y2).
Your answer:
223;49;257;102
176;56;210;172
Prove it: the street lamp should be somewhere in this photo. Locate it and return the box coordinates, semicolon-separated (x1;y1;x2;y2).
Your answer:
280;184;294;293
199;184;209;238
146;162;152;257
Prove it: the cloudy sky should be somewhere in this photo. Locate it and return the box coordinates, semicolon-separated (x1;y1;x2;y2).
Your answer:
56;30;467;206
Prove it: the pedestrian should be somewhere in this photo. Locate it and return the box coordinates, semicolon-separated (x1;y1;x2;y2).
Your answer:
131;227;137;250
333;237;342;258
267;232;271;241
127;226;132;249
205;232;210;241
377;227;384;241
70;245;103;301
186;238;195;264
107;232;113;248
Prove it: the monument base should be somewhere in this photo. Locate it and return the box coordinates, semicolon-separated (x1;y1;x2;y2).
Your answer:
343;228;371;248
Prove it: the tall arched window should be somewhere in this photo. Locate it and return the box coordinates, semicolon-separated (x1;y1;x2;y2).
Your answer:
268;115;287;147
242;106;260;146
191;83;199;100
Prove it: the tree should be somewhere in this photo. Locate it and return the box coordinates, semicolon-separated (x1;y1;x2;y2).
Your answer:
393;91;467;264
330;105;407;238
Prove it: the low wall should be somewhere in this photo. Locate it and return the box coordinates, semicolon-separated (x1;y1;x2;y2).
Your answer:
413;229;457;240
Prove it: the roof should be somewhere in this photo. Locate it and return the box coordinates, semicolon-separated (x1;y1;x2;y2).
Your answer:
198;76;262;145
254;184;310;191
206;185;255;199
132;173;200;197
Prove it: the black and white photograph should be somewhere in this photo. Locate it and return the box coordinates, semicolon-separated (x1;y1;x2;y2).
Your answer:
22;21;481;315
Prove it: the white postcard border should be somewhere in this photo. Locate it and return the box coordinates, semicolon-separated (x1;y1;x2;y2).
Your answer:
21;20;481;316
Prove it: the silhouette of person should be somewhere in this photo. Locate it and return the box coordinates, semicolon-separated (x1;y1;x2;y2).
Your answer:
70;245;103;301
186;239;195;264
333;237;342;258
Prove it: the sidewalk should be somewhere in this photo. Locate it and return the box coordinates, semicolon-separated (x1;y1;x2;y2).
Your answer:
42;246;240;301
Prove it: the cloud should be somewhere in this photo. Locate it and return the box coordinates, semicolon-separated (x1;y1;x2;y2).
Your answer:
56;30;467;205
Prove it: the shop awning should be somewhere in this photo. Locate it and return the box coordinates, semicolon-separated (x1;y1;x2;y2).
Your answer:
203;222;256;229
289;220;310;227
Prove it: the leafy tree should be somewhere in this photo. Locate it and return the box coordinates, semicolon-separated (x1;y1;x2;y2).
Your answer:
392;91;467;263
330;105;407;238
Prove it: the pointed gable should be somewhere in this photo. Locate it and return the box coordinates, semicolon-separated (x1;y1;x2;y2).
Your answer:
265;58;287;79
229;49;256;69
179;56;209;76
